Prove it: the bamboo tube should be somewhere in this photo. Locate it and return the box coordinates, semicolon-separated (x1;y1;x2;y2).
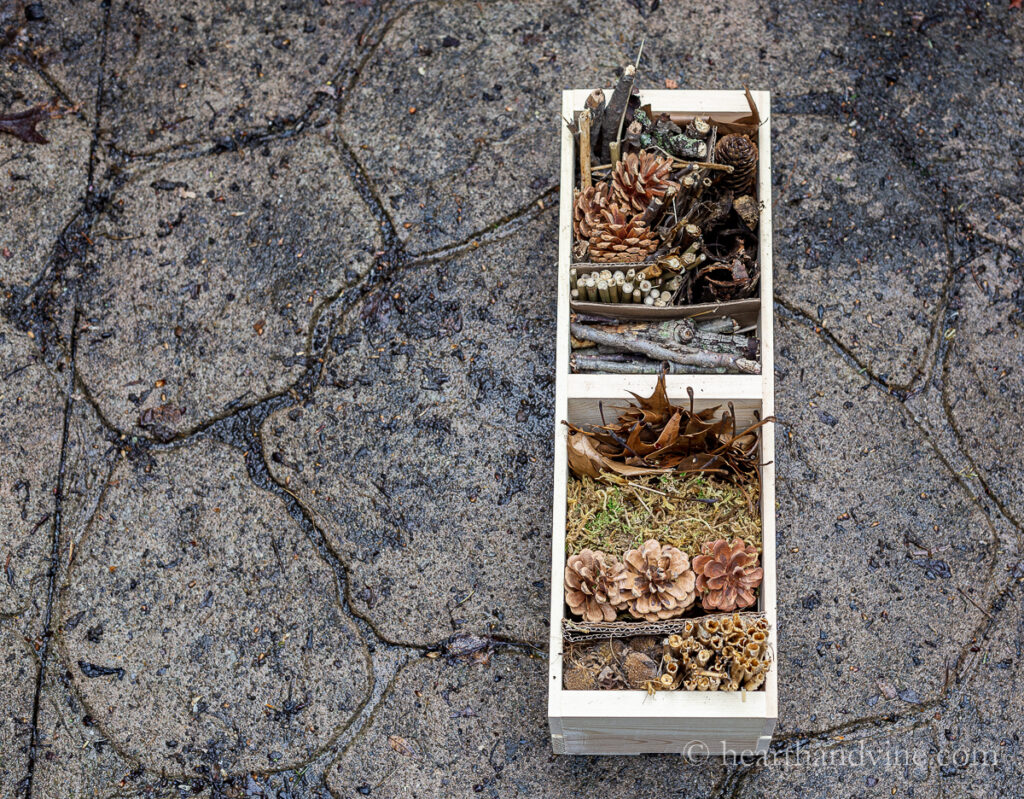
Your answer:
597;280;610;303
621;282;634;302
632;289;642;303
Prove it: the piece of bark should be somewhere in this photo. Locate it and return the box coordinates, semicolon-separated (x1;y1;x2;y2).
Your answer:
570;321;760;374
600;64;636;163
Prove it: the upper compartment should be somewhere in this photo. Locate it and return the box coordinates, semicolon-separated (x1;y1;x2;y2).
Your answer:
559;89;772;384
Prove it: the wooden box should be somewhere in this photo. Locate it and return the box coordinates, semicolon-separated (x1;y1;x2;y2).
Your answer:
549;90;776;756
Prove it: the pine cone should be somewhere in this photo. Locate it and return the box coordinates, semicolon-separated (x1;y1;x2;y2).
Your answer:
716;134;758;194
611;151;678;213
692;538;764;612
573;182;613;240
564;550;626;622
620;539;696;621
588;205;659;263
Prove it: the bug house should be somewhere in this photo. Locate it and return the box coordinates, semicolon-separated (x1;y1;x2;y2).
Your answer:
549;67;776;756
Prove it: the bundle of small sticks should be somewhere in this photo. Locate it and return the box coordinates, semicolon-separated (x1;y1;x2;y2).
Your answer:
570;261;698;307
570;313;759;375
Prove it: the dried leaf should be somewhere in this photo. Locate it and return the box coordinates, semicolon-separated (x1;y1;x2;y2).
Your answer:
387;734;419;758
0;103;55;144
567;429;671;479
564;373;773;480
877;679;898;700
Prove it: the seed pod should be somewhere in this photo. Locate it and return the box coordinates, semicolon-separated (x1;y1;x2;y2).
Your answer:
686;116;711;139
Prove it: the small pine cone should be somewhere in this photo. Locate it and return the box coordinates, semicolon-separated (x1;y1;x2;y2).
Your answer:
692;538;764;612
588;205;659;264
573;182;613;240
563;665;598;690
611;151;679;213
564;549;626;622
620;539;696;621
716;134;758;194
622;651;659;689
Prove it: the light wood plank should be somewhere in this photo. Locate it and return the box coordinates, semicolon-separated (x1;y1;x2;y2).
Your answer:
547;90;576;730
567;374;763;402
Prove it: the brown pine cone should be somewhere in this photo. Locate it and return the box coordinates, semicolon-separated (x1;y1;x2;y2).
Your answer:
716;134;758;195
573;182;613;241
620;539;696;621
611;151;679;214
622;651;659;688
588;205;659;263
692;538;764;612
564;549;626;622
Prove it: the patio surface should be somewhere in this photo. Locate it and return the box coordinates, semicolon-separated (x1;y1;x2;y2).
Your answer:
1;0;1023;796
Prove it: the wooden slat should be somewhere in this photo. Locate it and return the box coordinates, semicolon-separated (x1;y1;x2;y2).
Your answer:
547;90;576;731
567;374;763;401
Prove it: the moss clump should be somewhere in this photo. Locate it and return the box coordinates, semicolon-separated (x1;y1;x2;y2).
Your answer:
566;472;760;560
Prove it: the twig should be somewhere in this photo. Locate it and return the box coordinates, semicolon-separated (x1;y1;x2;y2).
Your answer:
956;586;994;619
592;159;733;173
569;322;760;374
578;107;592;189
572;355;726;375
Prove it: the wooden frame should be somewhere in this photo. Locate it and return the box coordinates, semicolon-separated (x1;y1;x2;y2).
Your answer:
549;89;775;756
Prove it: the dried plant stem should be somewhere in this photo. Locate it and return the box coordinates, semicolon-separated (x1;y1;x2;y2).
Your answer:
578;107;592;189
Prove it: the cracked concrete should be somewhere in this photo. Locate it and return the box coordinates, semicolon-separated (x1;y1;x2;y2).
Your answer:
2;0;1023;796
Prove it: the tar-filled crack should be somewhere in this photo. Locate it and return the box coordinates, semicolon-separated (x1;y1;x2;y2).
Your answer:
22;309;78;799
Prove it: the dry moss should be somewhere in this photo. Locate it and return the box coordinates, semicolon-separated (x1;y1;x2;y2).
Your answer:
566;471;760;560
